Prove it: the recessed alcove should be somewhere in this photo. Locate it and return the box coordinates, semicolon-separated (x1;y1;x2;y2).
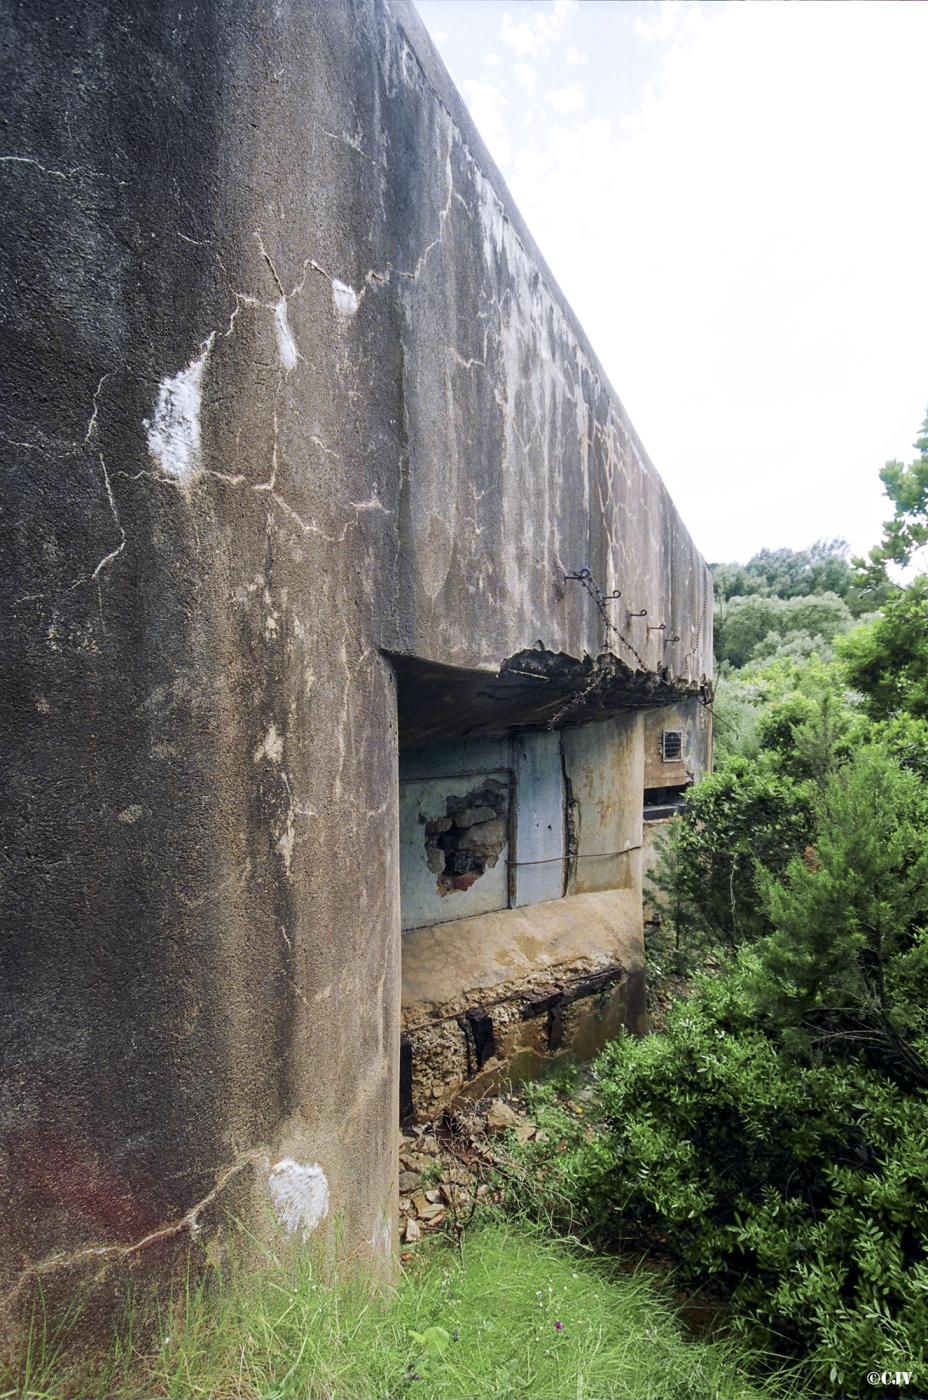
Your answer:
391;652;649;1120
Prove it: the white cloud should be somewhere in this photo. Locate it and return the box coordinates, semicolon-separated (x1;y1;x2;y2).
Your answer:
547;83;585;116
494;2;928;559
485;52;500;67
634;1;698;44
565;45;588;66
500;0;578;60
514;61;537;91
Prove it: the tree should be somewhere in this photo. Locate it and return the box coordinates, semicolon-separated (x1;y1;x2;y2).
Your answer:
743;540;855;601
647;760;814;956
715;591;854;669
839;575;928;720
867;406;928;569
754;747;928;1088
715;594;786;668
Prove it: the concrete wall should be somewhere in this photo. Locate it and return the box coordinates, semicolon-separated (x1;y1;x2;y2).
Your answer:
0;0;711;1333
643;697;713;792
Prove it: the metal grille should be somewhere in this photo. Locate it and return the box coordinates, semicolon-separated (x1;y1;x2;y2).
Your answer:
661;730;683;762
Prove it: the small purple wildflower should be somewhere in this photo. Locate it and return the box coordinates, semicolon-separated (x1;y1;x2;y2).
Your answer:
554;1320;563;1331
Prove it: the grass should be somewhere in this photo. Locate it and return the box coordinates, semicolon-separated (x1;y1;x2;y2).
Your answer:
3;1220;796;1399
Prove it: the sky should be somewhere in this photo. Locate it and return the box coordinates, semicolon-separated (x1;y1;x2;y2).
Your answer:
414;0;928;566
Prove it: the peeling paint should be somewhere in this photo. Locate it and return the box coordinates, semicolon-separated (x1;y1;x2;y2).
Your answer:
267;1158;329;1240
274;298;299;371
332;278;359;316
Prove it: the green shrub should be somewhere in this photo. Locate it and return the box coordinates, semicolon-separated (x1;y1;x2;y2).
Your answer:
839;576;928;720
754;746;928;1087
646;760;814;961
514;975;928;1394
875;711;928;782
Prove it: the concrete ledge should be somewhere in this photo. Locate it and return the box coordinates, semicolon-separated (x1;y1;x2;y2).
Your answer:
401;889;644;1015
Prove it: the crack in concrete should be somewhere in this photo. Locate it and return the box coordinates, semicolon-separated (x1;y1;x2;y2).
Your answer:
82;453;126;584
0;153;107;181
0;1148;264;1313
83;371;111;445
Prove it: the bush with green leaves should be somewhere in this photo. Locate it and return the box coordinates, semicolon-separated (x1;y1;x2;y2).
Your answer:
646;760;814;961
712;539;876;614
513;970;928;1394
875;711;928;781
594;977;928;1393
518;741;928;1393
715;591;854;670
753;745;928;1088
839;575;928;721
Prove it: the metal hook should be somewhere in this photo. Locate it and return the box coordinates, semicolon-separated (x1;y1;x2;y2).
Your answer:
646;622;666;633
626;608;647;620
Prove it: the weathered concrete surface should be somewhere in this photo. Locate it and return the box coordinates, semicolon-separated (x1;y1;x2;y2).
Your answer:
401;890;645;1116
0;0;711;1333
563;713;644;896
643;696;713;790
401;890;643;1011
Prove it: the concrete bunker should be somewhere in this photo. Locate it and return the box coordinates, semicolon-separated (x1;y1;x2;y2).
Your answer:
2;0;715;1333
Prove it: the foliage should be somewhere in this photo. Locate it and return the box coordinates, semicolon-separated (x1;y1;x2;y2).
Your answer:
711;652;850;767
874;711;928;781
753;688;865;788
715;592;854;669
746;629;837;668
619;419;928;1393
715;595;788;668
597;984;928;1393
709;671;764;762
839;575;928;720
861;406;928;570
512;976;928;1395
713;539;857;604
0;1224;777;1400
753;746;928;1087
646;760;814;960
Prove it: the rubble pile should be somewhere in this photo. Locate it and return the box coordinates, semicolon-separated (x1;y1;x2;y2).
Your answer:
398;1096;537;1248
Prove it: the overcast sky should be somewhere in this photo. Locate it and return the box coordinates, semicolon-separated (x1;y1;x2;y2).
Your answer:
414;0;928;566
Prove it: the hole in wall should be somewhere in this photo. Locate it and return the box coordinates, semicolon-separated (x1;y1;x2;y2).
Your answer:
423;779;510;896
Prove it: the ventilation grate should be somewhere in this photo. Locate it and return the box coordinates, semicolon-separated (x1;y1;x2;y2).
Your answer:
661;730;683;762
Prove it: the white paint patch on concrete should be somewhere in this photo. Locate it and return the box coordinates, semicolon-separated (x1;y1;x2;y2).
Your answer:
268;1158;329;1241
371;1209;393;1261
276;813;295;872
145;334;214;488
118;804;144;824
274;298;299;371
254;723;284;764
332;279;359;316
